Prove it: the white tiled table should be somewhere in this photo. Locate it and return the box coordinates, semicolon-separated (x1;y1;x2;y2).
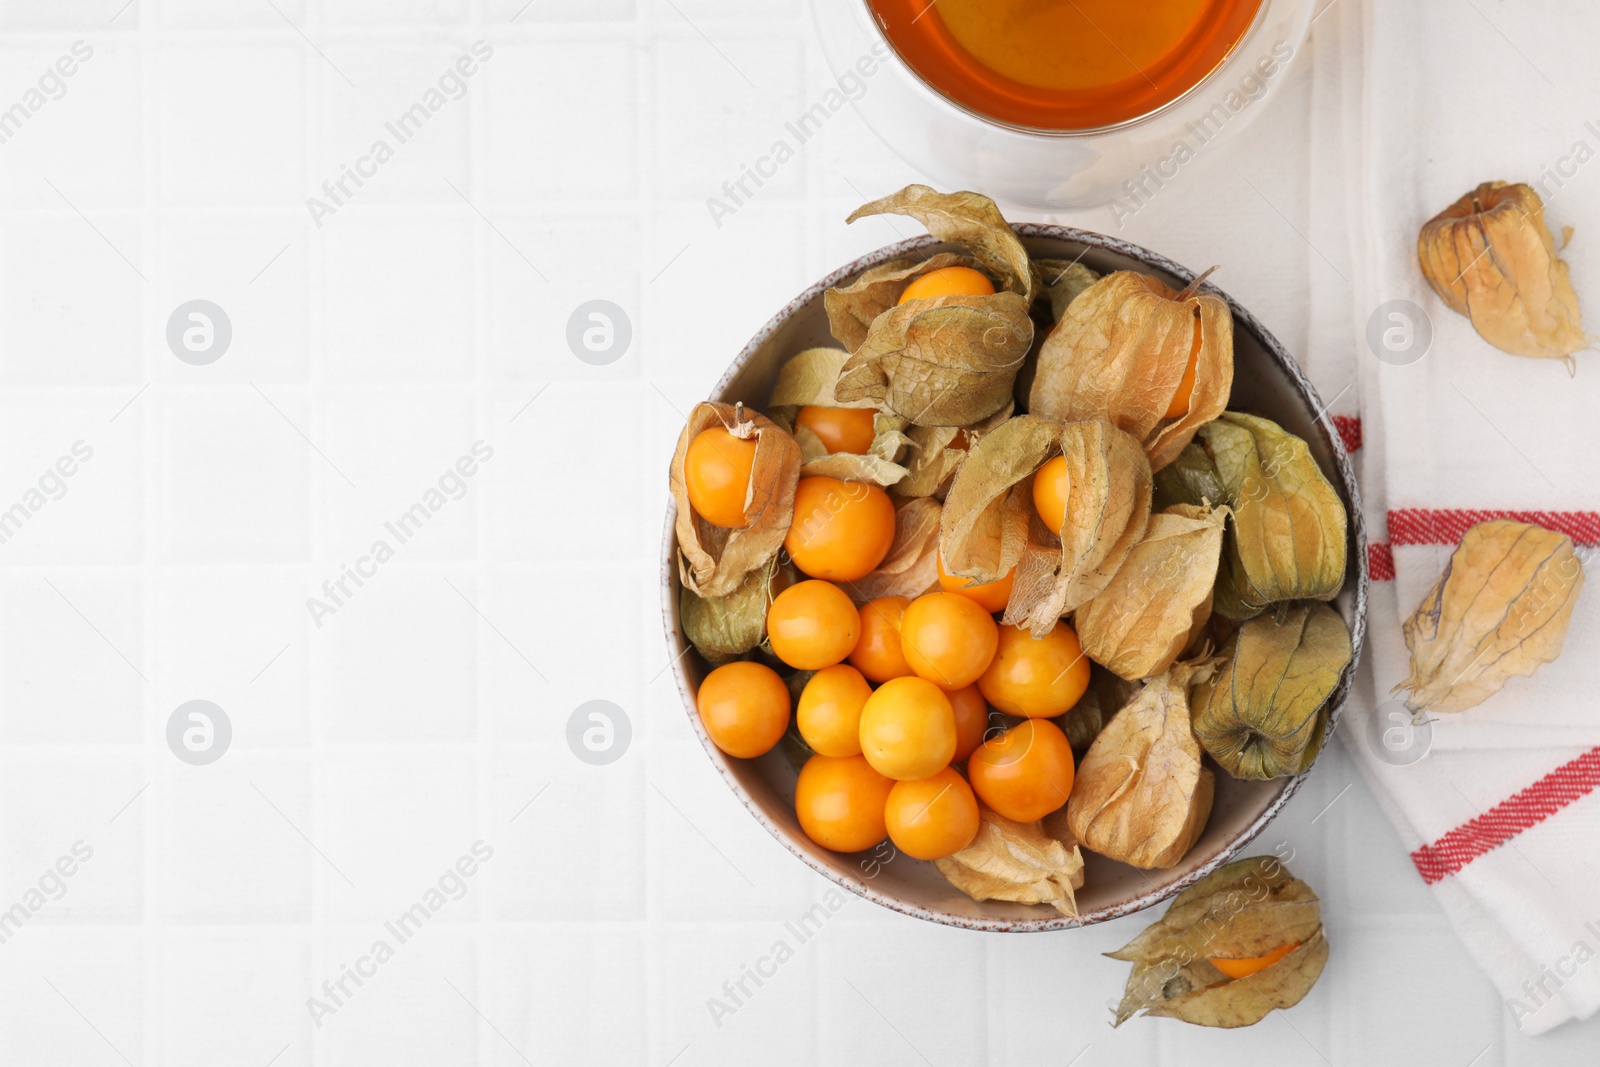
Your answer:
0;1;1596;1064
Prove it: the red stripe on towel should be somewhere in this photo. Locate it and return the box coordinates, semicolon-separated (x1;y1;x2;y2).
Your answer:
1331;414;1362;454
1411;747;1600;885
1368;542;1395;582
1388;508;1600;547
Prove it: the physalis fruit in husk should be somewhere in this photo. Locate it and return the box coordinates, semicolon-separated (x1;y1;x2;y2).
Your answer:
1032;258;1101;324
940;415;1152;636
896;403;1013;500
670;402;801;599
1062;666;1140;756
1067;661;1215;869
1418;181;1587;363
1074;504;1227;680
834;287;1033;428
846;184;1035;301
1160;413;1348;620
1396;519;1584;713
768;347;911;487
828;186;1037;427
846;497;943;604
1192;603;1352;779
1109;855;1327;1028
825;252;976;353
680;553;795;666
935;804;1084;918
1029;269;1233;471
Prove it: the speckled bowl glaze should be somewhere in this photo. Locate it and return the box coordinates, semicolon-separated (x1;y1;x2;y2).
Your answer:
661;225;1368;931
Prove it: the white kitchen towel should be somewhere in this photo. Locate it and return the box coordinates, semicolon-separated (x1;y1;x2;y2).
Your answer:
1318;0;1600;1035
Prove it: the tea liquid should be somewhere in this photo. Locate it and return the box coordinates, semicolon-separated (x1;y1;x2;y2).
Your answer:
868;0;1262;130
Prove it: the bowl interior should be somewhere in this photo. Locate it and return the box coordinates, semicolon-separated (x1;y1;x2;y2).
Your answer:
663;225;1367;930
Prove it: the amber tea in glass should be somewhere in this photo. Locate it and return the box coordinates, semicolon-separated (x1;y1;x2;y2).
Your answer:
868;0;1264;130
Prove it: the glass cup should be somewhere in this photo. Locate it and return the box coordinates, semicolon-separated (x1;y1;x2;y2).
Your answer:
813;0;1316;210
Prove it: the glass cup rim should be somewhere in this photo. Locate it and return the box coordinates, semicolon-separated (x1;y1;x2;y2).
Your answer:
853;0;1277;138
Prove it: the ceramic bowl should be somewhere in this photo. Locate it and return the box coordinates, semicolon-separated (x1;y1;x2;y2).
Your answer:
661;224;1367;930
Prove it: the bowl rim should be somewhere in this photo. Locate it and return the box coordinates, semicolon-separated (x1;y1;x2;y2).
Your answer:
660;222;1369;931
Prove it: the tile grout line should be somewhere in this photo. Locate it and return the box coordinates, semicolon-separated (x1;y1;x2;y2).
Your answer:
302;5;329;1059
637;0;659;1052
470;3;495;1059
137;8;158;1065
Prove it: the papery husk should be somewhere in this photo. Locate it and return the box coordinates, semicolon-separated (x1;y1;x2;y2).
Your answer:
1062;667;1140;755
768;348;911;485
1032;258;1101;323
1075;505;1227;680
935;803;1084;918
847;185;1034;301
1109;855;1327;1028
834;292;1034;427
939;414;1058;585
895;403;1013;500
939;416;1152;636
847;497;943;603
1153;442;1231;512
793;412;913;488
671;402;802;598
768;347;879;423
1196;413;1348;620
680;554;795;666
1067;661;1215;869
1192;603;1352;779
824;253;977;353
1007;421;1154;634
1418;181;1587;362
1029;270;1233;471
1396;519;1584;713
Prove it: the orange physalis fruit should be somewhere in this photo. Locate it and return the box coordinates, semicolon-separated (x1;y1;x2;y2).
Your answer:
1163;310;1203;420
684;427;757;529
784;476;897;582
795;405;877;455
1031;454;1070;535
898;265;995;304
1210;941;1300;980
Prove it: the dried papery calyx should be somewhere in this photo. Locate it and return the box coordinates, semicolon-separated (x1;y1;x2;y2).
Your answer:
1074;504;1227;680
1152;441;1230;512
670;402;801;598
1062;667;1140;755
1397;519;1584;713
1191;603;1352;779
1418;181;1587;362
767;347;911;487
1029;269;1233;470
1031;258;1100;323
1006;420;1154;633
895;403;1013;500
830;186;1038;427
833;292;1033;427
680;554;795;666
1109;855;1328;1028
1067;661;1215;869
768;347;879;421
846;185;1035;301
847;497;943;603
794;413;912;488
1188;413;1348;620
937;414;1051;590
939;416;1152;636
935;804;1084;918
824;252;977;353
